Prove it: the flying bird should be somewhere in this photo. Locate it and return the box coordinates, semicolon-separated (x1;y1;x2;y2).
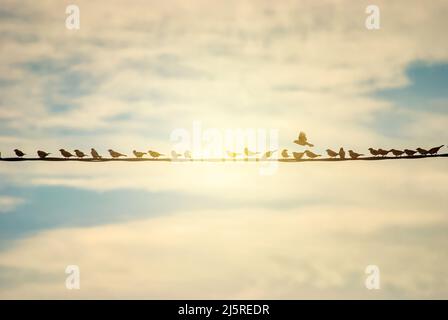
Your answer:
389;149;404;157
294;131;314;147
14;149;25;157
326;149;338;158
91;148;102;159
171;150;181;160
339;147;346;159
108;149;126;158
428;145;444;155
404;149;417;157
74;150;87;158
37;150;50;159
416;148;429;156
377;149;390;157
148;150;164;158
281;149;290;158
244;147;259;157
184;150;192;160
59;149;74;158
348;150;363;159
368;148;380;157
292;152;305;160
133;150;146;158
305;150;321;159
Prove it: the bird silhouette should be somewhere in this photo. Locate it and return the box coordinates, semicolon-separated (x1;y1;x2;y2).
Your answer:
428;145;444;155
37;150;50;159
171;150;181;160
348;150;363;159
108;149;126;158
377;149;390;157
389;149;404;157
292;152;305;160
74;150;87;158
281;149;290;158
91;148;102;159
305;150;321;159
404;149;417;157
59;149;74;158
339;147;346;159
368;148;380;157
133;150;146;158
14;149;25;157
416;148;429;156
226;151;240;158
184;150;192;160
148;150;164;158
326;149;338;158
244;147;259;157
294;132;314;147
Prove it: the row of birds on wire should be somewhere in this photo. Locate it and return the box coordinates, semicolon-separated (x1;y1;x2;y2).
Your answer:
1;132;446;160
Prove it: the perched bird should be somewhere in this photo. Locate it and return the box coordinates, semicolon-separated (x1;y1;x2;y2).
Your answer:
244;147;259;157
377;148;390;157
292;152;305;160
184;150;192;160
14;149;25;157
148;150;164;158
368;148;380;157
294;131;314;147
262;150;277;159
91;148;102;159
226;151;240;158
108;149;126;158
404;149;417;157
389;149;404;157
428;145;444;155
339;147;346;159
348;150;363;159
326;149;338;158
37;150;50;159
416;148;429;156
305;150;321;159
74;149;87;158
171;150;181;160
59;149;74;158
281;149;290;158
133;150;146;158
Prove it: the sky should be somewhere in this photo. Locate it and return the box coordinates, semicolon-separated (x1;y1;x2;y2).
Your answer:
0;0;448;299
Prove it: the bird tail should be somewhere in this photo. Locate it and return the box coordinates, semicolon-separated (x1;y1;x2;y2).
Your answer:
306;143;314;147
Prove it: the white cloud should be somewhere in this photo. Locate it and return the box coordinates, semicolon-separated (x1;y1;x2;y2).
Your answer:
0;0;447;150
0;0;448;299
